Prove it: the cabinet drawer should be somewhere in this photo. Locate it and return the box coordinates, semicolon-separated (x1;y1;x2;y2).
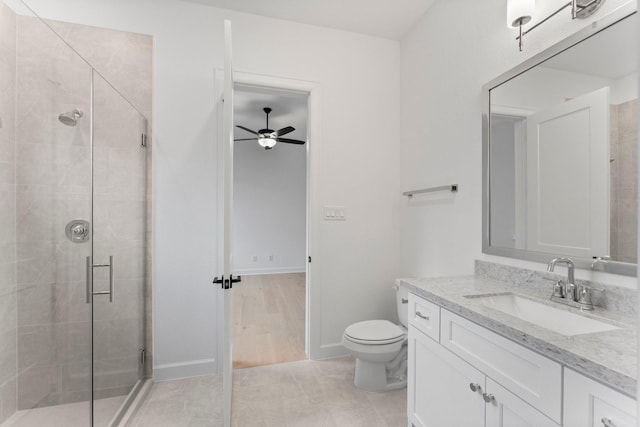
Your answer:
408;293;440;342
564;368;636;427
440;309;562;423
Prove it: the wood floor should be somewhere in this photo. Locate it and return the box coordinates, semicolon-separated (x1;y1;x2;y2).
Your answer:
232;273;306;369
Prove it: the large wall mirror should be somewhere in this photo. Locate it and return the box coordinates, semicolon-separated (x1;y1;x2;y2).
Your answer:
482;9;637;276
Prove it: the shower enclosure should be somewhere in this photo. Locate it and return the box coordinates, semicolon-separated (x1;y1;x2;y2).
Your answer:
0;1;150;426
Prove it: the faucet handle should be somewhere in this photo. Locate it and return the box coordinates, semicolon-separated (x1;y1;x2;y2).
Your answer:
591;256;611;271
551;280;565;298
577;285;605;310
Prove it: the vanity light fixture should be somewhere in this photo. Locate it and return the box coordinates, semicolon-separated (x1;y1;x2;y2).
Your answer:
508;0;605;51
507;0;534;51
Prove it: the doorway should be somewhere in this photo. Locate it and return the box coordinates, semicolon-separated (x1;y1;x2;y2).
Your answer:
232;84;309;369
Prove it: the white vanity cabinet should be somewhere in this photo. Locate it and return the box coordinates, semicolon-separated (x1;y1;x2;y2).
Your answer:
407;292;562;427
484;378;559;427
407;291;638;427
564;368;636;427
408;325;559;427
408;324;484;427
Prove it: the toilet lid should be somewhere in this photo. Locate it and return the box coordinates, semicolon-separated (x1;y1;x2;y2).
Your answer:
344;320;405;345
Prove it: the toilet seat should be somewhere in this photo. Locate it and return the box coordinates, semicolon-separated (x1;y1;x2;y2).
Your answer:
344;320;405;345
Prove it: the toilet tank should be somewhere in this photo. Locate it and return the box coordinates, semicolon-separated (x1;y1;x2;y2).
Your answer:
395;284;409;328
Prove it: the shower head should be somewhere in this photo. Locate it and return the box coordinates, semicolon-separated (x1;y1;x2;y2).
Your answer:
58;109;83;127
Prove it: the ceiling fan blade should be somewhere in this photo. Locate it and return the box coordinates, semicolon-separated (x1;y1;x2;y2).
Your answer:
236;125;258;135
234;138;258;141
277;137;306;145
276;126;295;137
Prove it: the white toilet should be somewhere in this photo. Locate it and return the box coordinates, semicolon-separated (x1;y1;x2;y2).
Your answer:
342;285;408;392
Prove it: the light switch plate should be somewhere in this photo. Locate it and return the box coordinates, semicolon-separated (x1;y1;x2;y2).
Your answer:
323;206;346;221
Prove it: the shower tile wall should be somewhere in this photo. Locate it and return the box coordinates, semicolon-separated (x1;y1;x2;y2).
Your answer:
0;2;17;424
16;14;93;409
7;12;153;411
46;18;155;381
610;99;638;263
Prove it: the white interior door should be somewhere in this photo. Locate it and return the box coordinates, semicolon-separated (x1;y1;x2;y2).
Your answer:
222;19;235;427
526;87;609;258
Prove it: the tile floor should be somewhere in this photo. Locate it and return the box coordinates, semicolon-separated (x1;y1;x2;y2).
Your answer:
2;396;125;427
130;357;407;427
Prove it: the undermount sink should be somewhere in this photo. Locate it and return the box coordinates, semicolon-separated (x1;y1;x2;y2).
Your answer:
470;293;620;337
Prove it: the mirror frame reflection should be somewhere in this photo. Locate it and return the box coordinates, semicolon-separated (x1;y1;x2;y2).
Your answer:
482;6;637;277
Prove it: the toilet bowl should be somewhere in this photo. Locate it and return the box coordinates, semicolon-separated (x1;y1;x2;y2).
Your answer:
342;284;408;392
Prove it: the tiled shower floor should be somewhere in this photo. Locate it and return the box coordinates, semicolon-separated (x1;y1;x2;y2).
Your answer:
2;395;125;427
130;356;407;427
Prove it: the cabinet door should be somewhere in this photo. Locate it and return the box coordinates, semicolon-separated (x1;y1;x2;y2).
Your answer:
564;369;636;427
408;326;485;427
485;378;560;427
440;309;562;422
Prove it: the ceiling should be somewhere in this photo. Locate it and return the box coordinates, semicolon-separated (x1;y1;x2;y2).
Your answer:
179;0;437;40
234;85;308;148
201;0;438;143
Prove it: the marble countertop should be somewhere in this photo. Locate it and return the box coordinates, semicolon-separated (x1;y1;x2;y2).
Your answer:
399;275;637;398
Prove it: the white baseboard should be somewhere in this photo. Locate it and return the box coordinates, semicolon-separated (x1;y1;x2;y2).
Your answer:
233;266;306;276
153;358;216;382
310;342;349;360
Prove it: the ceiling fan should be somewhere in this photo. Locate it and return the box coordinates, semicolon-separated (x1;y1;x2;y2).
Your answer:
235;107;306;150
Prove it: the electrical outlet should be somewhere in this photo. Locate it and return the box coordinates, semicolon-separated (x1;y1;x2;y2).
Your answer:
268;255;274;262
252;255;258;262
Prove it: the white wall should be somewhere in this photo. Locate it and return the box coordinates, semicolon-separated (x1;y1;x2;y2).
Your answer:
492;67;637;110
23;0;402;378
399;0;637;290
233;138;307;275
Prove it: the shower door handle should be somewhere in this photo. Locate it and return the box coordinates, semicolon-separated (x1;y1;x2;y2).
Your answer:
86;256;115;303
86;256;92;304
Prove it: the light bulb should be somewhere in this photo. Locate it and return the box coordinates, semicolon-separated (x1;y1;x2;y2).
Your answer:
507;0;534;28
258;137;277;148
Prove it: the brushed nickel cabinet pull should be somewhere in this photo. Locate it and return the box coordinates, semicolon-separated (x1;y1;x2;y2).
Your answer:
601;417;616;427
482;393;495;404
416;311;430;321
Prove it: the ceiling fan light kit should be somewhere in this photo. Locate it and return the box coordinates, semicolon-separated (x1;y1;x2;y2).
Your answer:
235;107;306;150
258;137;277;149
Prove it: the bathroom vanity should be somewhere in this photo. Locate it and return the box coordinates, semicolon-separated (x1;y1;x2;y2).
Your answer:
399;268;636;427
405;4;640;425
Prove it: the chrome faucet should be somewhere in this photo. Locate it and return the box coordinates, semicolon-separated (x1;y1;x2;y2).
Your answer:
547;257;576;301
547;257;604;311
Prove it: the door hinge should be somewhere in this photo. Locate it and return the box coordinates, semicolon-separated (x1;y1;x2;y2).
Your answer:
141;133;147;147
308;256;312;263
140;348;146;366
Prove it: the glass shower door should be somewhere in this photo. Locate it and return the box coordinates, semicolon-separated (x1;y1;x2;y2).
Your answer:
90;70;147;427
7;3;94;426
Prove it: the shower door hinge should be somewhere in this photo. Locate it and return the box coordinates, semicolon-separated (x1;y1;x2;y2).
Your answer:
140;348;146;366
141;133;147;147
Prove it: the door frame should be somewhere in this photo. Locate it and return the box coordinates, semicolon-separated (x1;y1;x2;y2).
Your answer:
215;70;322;370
